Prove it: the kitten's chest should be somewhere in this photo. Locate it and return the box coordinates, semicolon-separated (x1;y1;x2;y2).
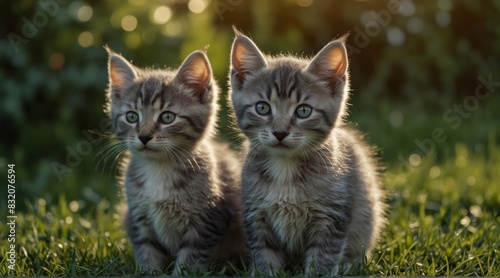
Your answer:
265;201;311;252
259;180;312;252
249;158;335;252
148;201;200;252
127;161;192;202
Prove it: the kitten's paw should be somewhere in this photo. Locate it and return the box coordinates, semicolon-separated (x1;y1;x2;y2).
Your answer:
305;263;340;277
139;263;163;275
250;268;279;277
172;265;184;276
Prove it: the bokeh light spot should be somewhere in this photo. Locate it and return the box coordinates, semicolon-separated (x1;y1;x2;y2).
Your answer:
399;0;415;16
470;205;482;217
466;176;476;186
152;6;172;24
460;216;471;227
78;31;94;47
69;200;80;212
436;12;451;27
297;0;313;7
163;20;183;36
77;5;93;22
188;0;207;14
48;52;65;70
409;153;421;167
429;166;441;179
389;110;404;127
387;27;405;46
121;15;138;31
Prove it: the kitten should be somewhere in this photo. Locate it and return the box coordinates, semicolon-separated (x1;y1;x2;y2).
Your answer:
229;34;385;276
106;49;245;275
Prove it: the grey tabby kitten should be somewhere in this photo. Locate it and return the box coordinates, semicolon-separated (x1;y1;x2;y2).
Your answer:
229;34;385;275
106;49;245;274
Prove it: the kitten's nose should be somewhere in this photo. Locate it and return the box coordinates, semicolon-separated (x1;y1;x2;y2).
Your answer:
138;135;152;145
272;131;289;142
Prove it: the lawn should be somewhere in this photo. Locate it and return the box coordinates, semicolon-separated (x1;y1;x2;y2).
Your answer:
1;96;499;276
2;0;499;276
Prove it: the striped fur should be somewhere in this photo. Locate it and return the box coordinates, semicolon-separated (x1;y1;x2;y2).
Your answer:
107;49;245;274
229;34;385;276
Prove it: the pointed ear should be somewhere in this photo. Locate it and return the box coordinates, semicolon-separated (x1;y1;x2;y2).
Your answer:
107;50;137;100
230;35;267;89
174;51;213;102
306;39;348;92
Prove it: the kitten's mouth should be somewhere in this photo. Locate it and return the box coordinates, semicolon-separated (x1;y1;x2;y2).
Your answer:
139;146;155;152
272;143;290;150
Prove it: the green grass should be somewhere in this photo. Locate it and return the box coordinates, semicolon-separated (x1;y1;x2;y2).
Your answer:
2;97;499;276
2;142;499;276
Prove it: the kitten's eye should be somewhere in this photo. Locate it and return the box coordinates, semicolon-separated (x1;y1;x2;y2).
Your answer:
296;104;313;118
126;111;139;123
159;112;176;124
255;102;271;115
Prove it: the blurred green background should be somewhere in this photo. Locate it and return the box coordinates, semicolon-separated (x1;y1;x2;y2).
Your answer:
1;0;499;211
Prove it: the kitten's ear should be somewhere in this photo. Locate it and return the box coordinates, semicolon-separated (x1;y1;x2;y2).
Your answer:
306;39;348;92
230;35;267;89
107;49;137;100
175;51;213;102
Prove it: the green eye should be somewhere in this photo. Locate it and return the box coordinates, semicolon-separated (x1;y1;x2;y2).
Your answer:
159;112;176;124
296;104;313;118
126;111;139;123
255;102;271;115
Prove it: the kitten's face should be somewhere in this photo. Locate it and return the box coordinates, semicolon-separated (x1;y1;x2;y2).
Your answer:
107;50;216;160
230;35;349;157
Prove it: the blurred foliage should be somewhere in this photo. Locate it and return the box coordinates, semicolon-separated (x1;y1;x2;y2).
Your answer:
0;0;499;209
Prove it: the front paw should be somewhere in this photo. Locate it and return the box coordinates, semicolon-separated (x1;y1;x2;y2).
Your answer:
172;264;187;276
139;261;164;274
134;245;171;274
250;248;284;276
304;259;340;277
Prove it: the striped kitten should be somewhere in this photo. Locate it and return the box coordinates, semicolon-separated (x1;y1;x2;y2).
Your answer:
229;34;385;275
106;49;245;274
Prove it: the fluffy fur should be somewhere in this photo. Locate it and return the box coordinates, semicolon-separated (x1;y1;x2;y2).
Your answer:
229;33;385;275
106;49;245;274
